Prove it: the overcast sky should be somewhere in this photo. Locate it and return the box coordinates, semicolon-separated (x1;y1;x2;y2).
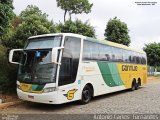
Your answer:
13;0;160;50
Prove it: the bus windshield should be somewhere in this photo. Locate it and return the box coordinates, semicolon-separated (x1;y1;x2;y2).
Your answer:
18;49;57;84
26;36;62;49
17;36;62;84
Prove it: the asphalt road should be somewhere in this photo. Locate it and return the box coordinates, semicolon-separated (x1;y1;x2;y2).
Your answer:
1;78;160;120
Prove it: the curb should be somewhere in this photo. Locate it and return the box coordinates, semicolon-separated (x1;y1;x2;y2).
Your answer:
0;101;22;109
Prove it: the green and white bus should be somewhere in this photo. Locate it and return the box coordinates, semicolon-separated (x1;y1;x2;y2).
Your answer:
9;33;147;104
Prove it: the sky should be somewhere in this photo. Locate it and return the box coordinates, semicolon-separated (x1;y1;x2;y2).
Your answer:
13;0;160;50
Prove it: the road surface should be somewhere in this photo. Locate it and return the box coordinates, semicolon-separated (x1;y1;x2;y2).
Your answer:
0;78;160;119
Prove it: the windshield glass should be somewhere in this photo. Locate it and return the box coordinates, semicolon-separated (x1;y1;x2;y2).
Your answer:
18;49;57;84
26;36;62;49
17;36;62;84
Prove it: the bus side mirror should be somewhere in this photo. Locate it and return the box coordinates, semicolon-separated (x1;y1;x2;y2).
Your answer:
9;49;24;65
51;47;64;65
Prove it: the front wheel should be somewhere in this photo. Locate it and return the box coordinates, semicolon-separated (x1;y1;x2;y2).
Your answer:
80;86;92;104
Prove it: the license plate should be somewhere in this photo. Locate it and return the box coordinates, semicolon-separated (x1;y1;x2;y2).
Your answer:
28;95;34;99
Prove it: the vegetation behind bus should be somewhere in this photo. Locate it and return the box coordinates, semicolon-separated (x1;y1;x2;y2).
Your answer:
0;5;58;93
104;17;131;46
56;0;93;22
58;19;96;38
0;0;14;36
0;4;96;93
0;45;17;93
143;43;160;67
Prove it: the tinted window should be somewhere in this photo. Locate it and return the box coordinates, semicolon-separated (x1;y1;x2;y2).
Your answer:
90;43;99;60
58;36;81;86
99;44;112;61
83;39;146;65
141;54;147;64
26;36;62;49
131;52;137;63
112;47;123;62
83;41;99;61
135;53;141;64
123;50;130;63
83;41;91;60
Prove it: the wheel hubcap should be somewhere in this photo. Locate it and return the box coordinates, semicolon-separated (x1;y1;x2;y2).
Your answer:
83;90;90;101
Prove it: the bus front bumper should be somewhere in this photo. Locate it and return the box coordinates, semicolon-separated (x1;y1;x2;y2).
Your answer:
17;89;60;104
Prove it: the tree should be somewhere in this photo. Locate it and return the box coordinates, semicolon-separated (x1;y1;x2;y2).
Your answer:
0;0;17;93
143;42;160;67
1;16;22;48
0;0;14;36
11;5;58;49
0;45;18;93
58;19;96;38
104;17;131;46
56;0;93;22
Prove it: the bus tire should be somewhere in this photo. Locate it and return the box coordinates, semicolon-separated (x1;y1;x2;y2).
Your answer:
80;85;92;104
131;80;136;91
135;79;141;90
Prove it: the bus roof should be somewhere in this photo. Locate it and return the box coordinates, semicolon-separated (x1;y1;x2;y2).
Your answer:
28;33;145;54
28;33;85;39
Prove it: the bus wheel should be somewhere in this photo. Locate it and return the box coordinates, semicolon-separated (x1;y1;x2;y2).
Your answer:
131;80;136;91
80;85;92;104
135;79;141;90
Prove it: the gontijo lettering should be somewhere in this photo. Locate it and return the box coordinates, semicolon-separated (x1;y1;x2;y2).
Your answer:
122;65;138;71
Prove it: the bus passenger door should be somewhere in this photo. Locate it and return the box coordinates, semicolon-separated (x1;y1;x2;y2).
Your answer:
57;36;81;103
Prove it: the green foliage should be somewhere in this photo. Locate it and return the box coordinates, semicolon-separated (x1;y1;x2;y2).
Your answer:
11;5;58;48
1;16;22;48
143;42;160;67
0;0;14;36
0;45;18;93
0;5;59;93
0;24;14;47
20;5;48;19
0;0;17;93
58;19;96;38
104;17;131;46
56;0;93;21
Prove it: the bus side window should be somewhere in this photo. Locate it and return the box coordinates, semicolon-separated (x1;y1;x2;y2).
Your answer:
141;56;147;65
135;53;141;64
90;42;99;60
111;47;116;62
132;52;137;64
123;50;131;63
112;47;123;62
136;55;140;64
83;41;91;60
83;41;99;61
99;44;112;61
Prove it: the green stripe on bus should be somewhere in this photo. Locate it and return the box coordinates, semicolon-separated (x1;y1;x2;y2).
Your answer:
97;62;124;87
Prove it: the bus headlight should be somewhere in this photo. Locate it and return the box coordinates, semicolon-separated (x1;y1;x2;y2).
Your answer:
43;87;56;93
